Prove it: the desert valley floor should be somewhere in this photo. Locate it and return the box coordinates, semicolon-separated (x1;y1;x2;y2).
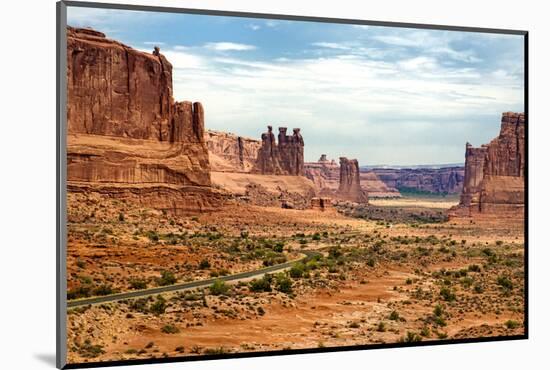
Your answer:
66;193;524;363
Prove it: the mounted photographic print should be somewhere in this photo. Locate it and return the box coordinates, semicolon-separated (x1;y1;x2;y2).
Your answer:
56;1;528;368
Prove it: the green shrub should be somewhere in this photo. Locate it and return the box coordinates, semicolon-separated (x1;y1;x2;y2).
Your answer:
92;284;114;296
468;264;481;272
402;331;422;343
150;296;167;315
389;310;400;321
67;285;91;300
209;279;230;296
505;320;520;329
329;246;342;259
440;287;456;302
78;339;105;358
146;230;159;242
199;259;211;269
273;242;285;253
289;262;305;278
157;271;177;286
497;276;513;290
129;279;147;290
274;273;293;294
161;324;180;334
249;275;272;292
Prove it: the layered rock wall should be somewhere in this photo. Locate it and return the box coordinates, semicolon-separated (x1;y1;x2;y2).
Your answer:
370;167;464;195
66;27;220;213
205;130;262;172
451;112;525;217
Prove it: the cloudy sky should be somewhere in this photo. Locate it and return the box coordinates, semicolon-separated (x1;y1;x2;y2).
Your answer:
67;6;525;166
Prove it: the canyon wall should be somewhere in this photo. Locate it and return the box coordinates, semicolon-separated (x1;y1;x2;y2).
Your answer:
451;112;525;217
205;130;261;172
252;126;304;175
66;27;221;213
369;167;464;195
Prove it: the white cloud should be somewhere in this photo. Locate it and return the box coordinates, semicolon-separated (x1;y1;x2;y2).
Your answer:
247;24;261;31
143;41;165;46
165;46;522;163
312;42;351;50
204;42;257;51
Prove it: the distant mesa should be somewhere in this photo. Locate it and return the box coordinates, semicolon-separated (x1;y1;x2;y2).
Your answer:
450;112;525;218
367;167;464;196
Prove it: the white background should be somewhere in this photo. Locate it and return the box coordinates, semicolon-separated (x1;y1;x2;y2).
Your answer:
0;0;547;369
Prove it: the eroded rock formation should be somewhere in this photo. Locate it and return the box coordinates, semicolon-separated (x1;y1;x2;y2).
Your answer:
253;126;304;175
66;27;221;213
451;112;525;217
304;155;340;192
337;157;368;203
205;130;262;172
305;155;397;198
311;197;332;212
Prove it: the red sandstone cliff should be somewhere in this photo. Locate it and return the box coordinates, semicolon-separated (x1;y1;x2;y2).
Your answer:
205;130;262;172
252;126;304;175
451;112;525;217
66;27;221;213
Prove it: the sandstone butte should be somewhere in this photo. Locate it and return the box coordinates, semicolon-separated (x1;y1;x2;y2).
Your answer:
337;157;369;203
252;126;305;176
304;155;397;198
66;27;222;214
450;112;525;218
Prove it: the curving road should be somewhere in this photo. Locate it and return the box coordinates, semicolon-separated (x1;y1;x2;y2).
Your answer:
67;250;321;308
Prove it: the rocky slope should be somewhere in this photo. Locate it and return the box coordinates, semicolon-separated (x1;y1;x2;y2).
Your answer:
66;27;222;213
451;112;525;217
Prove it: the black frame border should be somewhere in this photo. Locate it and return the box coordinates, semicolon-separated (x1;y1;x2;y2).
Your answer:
56;1;529;369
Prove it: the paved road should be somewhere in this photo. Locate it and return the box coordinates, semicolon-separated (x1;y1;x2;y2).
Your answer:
67;250;321;308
